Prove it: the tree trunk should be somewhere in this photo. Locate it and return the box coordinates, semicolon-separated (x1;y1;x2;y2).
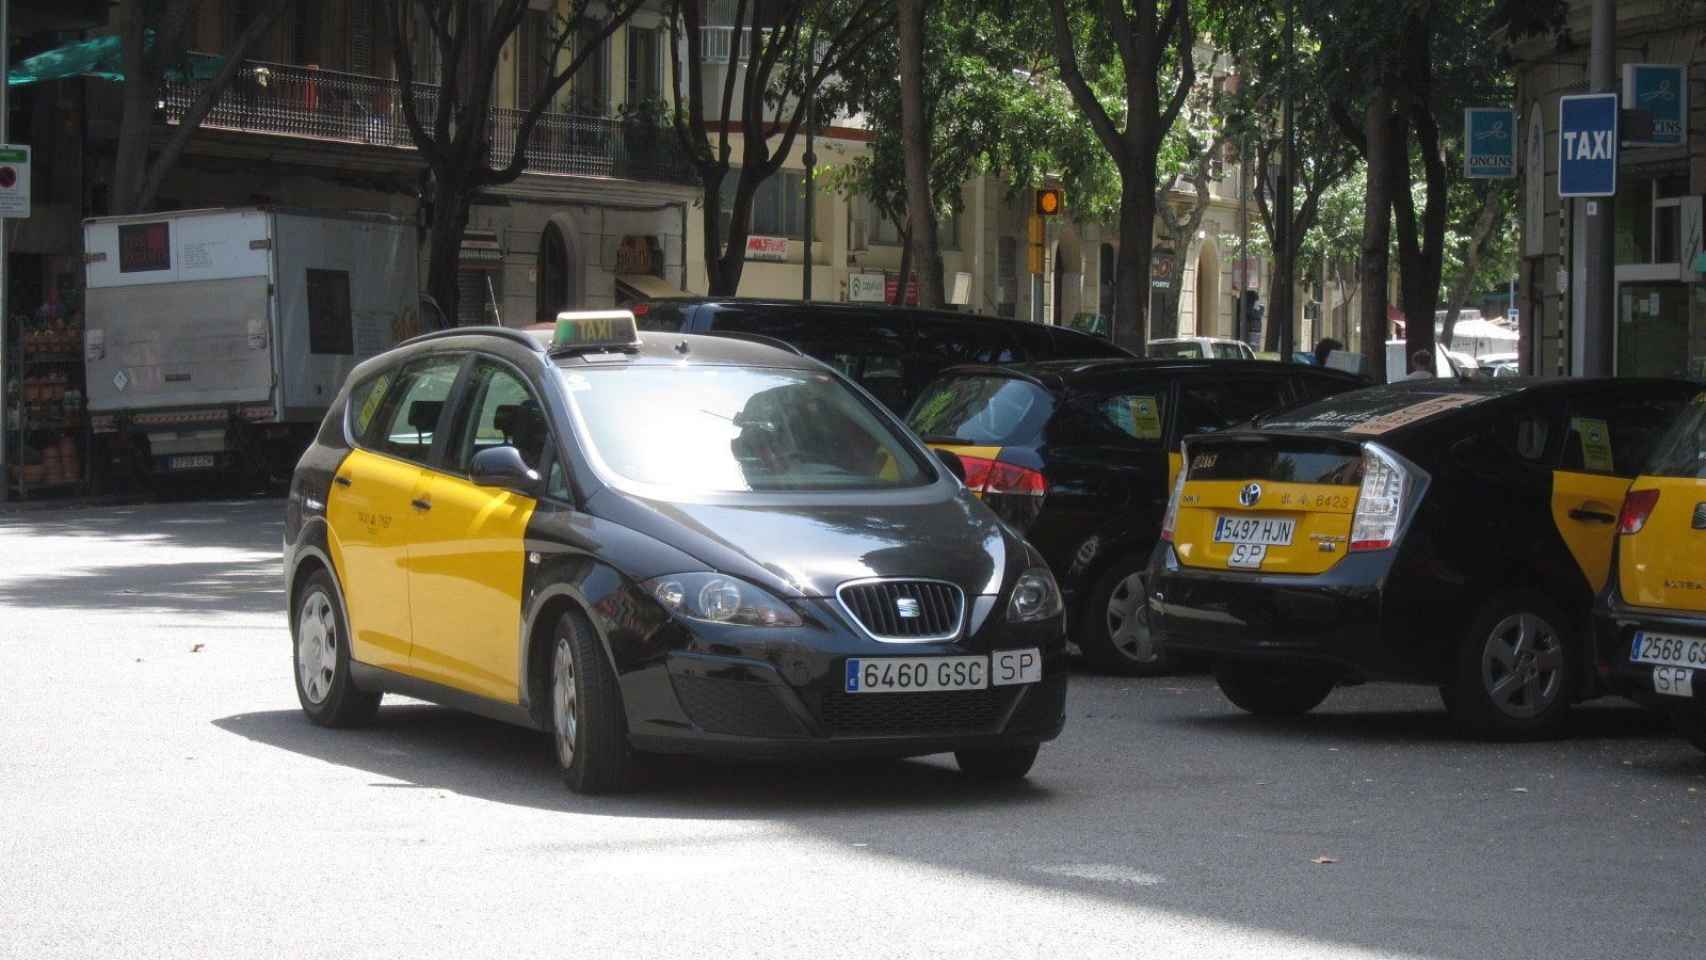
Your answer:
426;178;472;325
1359;92;1395;378
897;0;944;308
1440;187;1506;350
1263;259;1282;352
1115;180;1154;352
892;226;914;306
111;0;158;217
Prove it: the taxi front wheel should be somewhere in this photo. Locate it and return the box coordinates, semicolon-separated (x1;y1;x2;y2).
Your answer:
1445;593;1573;741
1213;662;1335;716
292;570;381;728
552;610;633;794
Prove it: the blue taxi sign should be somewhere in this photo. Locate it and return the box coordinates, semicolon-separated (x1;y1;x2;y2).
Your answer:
551;310;641;353
1558;93;1619;198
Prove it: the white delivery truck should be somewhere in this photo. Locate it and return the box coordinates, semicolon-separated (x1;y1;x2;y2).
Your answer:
82;208;428;485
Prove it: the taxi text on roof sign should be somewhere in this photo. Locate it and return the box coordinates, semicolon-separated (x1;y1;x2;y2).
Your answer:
552;310;641;352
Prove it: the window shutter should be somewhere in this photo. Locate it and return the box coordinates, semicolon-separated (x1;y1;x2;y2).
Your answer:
350;0;374;74
517;12;535;108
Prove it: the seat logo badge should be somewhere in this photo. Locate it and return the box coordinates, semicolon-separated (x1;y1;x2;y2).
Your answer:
895;598;922;619
1239;483;1263;508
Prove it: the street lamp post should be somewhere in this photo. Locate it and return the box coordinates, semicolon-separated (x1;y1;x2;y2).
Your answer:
0;0;11;503
1276;0;1296;361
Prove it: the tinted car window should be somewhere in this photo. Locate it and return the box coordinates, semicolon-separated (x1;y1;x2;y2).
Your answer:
1083;388;1169;447
1212;343;1246;360
1177;378;1290;436
1562;391;1686;475
908;376;1054;446
708;306;910;411
634;301;692;332
915;316;1024;365
1150;341;1203;359
1645;394;1706;479
1051;324;1124;355
366;355;462;464
564;365;930;493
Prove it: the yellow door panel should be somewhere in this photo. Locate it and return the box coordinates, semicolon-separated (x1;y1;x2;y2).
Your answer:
1550;470;1632;593
404;473;537;703
1619;477;1706;613
324;450;423;670
1174;480;1359;575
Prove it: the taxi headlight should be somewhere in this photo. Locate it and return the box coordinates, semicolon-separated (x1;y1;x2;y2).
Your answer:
643;573;803;628
1007;567;1064;622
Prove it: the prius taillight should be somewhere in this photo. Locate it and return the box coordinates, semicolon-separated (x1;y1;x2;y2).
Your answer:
958;456;1046;498
1618;489;1660;535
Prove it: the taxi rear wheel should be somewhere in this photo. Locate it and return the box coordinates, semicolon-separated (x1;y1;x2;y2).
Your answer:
1446;593;1572;740
291;570;381;727
1078;557;1171;676
955;743;1040;780
1213;661;1335;716
552;609;633;794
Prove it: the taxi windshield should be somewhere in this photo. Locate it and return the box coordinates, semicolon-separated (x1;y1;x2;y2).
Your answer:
560;365;932;493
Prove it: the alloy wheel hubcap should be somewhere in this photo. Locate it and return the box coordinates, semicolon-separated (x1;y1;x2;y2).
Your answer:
1105;572;1158;663
296;590;338;705
554;634;578;767
1481;612;1564;719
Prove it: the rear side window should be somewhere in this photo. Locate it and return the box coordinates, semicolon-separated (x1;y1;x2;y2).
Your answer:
634;301;691;332
1177;378;1290;437
1562;391;1687;476
1084;389;1169;446
1150;341;1202;359
710;306;909;410
1642;394;1706;479
364;355;463;464
347;370;395;440
1212;343;1245;360
908;376;1054;446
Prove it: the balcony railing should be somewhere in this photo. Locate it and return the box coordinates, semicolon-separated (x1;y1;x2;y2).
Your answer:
160;59;695;185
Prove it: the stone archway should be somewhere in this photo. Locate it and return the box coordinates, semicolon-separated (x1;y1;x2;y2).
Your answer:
1195;238;1222;338
537;212;586;325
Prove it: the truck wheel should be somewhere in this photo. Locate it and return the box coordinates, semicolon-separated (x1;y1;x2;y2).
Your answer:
1077;556;1171;676
955;743;1039;781
1214;661;1335;716
1445;592;1573;740
552;609;633;794
292;570;381;727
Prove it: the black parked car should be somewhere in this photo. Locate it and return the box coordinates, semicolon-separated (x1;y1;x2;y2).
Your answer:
631;298;1131;413
906;358;1365;674
1148;377;1697;738
284;313;1067;793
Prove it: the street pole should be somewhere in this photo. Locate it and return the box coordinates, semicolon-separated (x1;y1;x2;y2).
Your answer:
0;0;10;503
1276;0;1296;360
1238;135;1249;344
1583;0;1616;377
801;54;815;302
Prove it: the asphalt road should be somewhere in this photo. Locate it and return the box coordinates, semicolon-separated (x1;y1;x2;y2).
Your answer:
1;499;1702;960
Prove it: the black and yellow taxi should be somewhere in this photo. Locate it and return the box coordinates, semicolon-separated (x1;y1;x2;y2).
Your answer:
1147;377;1697;738
283;312;1067;793
905;358;1362;674
1595;391;1706;754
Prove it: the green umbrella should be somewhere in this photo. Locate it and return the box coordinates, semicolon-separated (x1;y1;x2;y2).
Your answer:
7;32;223;87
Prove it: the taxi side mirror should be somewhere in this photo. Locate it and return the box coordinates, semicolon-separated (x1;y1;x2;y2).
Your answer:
935;448;968;484
470;446;542;496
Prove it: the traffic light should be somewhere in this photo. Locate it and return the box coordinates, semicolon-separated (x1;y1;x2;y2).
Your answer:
1035;187;1063;216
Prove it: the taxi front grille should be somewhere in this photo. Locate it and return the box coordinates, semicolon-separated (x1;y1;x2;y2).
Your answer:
818;688;1013;737
837;579;964;641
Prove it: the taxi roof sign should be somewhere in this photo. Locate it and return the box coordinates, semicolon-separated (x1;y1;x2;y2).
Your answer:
551;310;642;354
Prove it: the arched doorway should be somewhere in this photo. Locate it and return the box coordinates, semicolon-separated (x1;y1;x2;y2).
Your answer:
537;217;584;325
1195;239;1222;338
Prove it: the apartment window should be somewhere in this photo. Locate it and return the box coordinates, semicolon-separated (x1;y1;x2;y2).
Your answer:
720;170;806;239
625;27;664;107
571;17;610;115
864;196;960;250
516;9;554;110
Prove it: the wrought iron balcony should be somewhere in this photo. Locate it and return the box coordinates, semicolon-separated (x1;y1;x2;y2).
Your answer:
159;59;696;185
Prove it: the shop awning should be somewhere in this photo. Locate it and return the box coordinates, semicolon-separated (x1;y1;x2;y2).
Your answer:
7;34;222;87
616;274;683;301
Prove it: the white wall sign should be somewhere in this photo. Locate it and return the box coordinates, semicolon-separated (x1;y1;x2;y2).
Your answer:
848;272;886;302
0;145;31;219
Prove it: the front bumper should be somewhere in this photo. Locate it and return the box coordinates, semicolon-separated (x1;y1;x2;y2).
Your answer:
1595;596;1706;717
622;597;1068;760
1146;544;1436;682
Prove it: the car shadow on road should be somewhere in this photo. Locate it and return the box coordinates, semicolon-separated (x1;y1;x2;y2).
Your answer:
1163;697;1681;745
213;705;1055;817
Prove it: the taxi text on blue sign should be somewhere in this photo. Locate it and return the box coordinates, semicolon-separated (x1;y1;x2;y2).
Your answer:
1463;108;1516;179
1622;64;1687;147
1558;93;1619;198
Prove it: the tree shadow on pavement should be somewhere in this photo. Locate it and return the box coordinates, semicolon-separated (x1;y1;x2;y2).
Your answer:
213;704;1055;818
0;498;285;555
0;558;283;617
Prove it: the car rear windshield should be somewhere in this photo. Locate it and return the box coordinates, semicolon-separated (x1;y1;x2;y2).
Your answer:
907;376;1054;446
561;365;931;494
1643;395;1706;479
1185;436;1364;485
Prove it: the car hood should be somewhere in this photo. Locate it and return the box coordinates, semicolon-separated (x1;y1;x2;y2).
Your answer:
588;485;1016;599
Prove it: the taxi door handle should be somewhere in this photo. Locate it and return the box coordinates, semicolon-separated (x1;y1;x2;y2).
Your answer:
333;475;352;488
410;497;432;512
1569;507;1616;524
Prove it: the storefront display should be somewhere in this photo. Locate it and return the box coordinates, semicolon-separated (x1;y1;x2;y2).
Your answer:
6;286;88;498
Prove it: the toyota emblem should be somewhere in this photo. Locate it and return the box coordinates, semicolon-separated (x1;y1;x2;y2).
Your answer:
1239;482;1262;508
